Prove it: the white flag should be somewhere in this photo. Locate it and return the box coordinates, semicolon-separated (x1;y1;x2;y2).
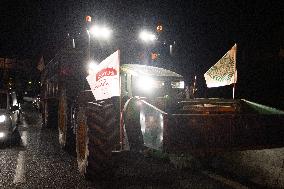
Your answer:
86;50;120;101
204;44;237;88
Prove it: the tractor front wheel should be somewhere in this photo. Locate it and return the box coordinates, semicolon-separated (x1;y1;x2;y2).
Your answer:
76;98;120;180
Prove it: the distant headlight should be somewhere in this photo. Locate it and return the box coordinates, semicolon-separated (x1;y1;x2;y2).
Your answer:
0;115;6;123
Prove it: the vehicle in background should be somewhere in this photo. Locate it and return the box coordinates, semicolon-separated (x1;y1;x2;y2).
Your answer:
0;90;21;143
32;96;40;110
22;90;41;111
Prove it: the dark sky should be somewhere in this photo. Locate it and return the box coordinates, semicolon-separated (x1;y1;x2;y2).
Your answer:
0;0;283;108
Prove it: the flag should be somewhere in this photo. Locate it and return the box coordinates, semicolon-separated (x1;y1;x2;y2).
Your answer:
86;50;120;101
37;56;45;71
204;44;237;88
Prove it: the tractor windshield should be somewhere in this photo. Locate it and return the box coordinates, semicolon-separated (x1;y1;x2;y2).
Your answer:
132;76;185;99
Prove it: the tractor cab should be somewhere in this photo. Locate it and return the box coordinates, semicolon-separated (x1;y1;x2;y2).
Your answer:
120;64;185;110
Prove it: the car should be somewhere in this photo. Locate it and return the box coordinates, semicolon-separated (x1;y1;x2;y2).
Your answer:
0;90;21;143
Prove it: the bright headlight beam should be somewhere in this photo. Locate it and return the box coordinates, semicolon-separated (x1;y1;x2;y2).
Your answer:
137;77;156;92
139;31;156;42
0;132;5;138
87;61;99;75
0;115;6;123
89;25;112;39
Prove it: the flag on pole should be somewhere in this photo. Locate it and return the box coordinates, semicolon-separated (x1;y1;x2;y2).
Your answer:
37;56;45;72
204;44;237;88
86;50;120;101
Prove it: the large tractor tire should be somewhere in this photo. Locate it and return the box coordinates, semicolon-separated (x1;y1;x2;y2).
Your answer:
42;99;58;128
58;90;76;154
76;97;120;180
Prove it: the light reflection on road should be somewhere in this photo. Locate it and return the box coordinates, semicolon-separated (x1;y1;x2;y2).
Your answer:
1;103;93;188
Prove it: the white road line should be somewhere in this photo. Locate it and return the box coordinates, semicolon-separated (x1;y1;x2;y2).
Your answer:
13;130;28;184
13;151;26;184
21;131;28;147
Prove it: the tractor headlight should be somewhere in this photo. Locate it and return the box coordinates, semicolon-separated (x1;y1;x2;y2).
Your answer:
0;132;5;138
137;77;164;92
0;115;6;123
171;81;185;89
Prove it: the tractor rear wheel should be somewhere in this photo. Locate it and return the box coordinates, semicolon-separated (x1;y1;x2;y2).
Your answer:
76;98;120;180
58;90;75;154
42;99;58;128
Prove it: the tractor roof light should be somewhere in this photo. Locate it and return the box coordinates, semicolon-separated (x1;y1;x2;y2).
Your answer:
89;25;112;40
139;31;156;43
87;61;99;75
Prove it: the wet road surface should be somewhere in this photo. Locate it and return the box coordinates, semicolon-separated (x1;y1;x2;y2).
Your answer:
0;103;93;189
0;103;246;189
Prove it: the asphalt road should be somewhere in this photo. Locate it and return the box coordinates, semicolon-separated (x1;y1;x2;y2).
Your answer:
0;102;247;189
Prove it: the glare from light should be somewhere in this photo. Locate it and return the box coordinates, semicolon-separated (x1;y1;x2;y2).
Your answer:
0;132;5;138
180;81;185;88
0;115;6;123
28;81;32;84
139;111;146;133
88;61;99;75
137;77;156;92
89;25;112;39
171;81;185;89
139;31;156;42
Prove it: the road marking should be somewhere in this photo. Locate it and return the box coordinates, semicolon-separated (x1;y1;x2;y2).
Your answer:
202;171;249;189
13;130;28;184
13;151;26;184
21;131;28;147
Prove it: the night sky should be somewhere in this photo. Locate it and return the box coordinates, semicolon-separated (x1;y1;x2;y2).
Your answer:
0;0;283;109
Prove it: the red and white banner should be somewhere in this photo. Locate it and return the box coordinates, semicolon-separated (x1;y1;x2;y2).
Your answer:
86;50;120;100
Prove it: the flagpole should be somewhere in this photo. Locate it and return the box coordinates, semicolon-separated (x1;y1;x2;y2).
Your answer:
233;83;235;99
233;43;237;99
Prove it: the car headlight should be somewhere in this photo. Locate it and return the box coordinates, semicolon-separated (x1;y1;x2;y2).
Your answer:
0;115;6;123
